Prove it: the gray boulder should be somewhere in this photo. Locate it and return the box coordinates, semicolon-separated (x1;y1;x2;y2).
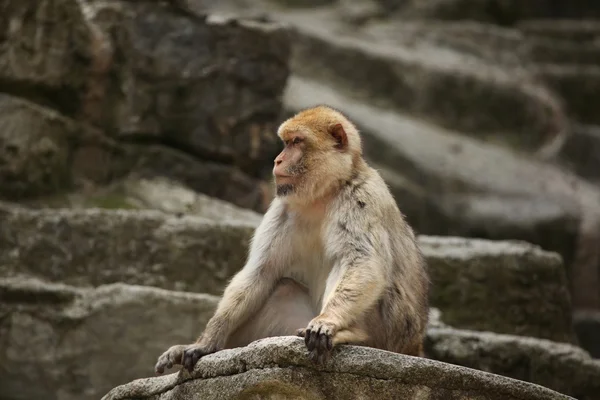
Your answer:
0;276;589;400
101;336;573;400
427;327;600;400
0;0;290;211
0;206;575;342
574;310;600;359
0;205;255;294
421;236;574;343
0;277;219;400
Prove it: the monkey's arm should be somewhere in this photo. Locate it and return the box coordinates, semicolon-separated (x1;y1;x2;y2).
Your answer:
302;220;387;361
155;202;286;374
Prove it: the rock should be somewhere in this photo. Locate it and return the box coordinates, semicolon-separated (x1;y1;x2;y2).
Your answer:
0;276;219;400
427;327;600;400
26;176;265;223
421;236;574;343
394;1;600;22
284;74;600;310
518;20;600;42
0;93;272;211
278;9;567;152
102;336;572;400
555;123;600;183
0;0;290;208
0;206;256;294
0;205;576;341
573;310;600;358
0;277;582;400
0;94;81;199
533;64;600;126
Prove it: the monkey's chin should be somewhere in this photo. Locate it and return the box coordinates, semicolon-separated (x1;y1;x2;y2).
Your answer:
276;183;295;197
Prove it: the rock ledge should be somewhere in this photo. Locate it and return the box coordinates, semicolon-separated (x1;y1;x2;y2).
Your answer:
102;336;573;400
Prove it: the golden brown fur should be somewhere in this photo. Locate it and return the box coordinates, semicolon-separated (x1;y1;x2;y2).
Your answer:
154;105;430;374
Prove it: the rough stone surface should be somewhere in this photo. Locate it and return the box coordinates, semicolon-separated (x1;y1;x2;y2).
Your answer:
0;0;290;211
427;327;600;400
0;276;219;400
0;205;575;342
394;0;600;22
25;176;265;224
0;94;83;199
284;74;600;310
573;310;600;359
533;64;600;126
556;123;600;183
421;236;574;343
280;9;567;152
102;336;572;400
0;205;256;294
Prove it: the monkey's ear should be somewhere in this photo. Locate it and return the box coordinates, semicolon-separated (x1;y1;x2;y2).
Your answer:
329;123;348;150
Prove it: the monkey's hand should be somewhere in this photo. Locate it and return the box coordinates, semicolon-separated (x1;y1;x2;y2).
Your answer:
303;316;338;364
154;343;218;375
181;342;218;373
155;344;186;375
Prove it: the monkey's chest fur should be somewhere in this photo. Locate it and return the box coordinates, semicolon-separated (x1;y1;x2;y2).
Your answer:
279;212;335;314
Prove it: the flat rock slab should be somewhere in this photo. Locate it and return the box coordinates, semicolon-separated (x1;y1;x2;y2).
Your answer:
0;276;590;400
0;205;256;294
427;327;600;400
101;336;572;400
0;205;575;342
0;277;219;400
421;236;574;343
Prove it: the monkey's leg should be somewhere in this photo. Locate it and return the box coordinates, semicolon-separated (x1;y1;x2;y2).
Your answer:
225;277;315;349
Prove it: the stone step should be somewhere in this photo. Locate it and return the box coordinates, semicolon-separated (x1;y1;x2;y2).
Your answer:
427;326;600;400
0;277;220;400
393;1;600;22
0;93;272;212
554;123;600;183
283;74;600;310
0;276;585;400
0;205;576;343
532;64;600;126
102;337;575;400
518;19;600;42
273;8;566;151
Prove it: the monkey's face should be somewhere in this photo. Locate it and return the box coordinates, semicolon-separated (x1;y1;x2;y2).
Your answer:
274;107;358;203
273;134;308;197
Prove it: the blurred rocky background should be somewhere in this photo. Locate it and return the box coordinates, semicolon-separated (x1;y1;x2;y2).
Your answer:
1;0;600;399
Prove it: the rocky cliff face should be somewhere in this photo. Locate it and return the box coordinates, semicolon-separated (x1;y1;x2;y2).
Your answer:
1;0;600;399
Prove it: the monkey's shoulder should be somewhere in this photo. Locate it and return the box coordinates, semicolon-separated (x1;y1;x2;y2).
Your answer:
340;167;398;215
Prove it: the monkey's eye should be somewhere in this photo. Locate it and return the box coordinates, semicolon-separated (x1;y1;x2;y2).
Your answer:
292;137;303;145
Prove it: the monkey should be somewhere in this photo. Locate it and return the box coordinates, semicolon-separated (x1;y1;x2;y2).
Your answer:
154;105;430;374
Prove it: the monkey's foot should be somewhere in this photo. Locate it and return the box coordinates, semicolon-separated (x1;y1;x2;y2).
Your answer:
182;343;217;373
304;318;337;365
155;344;187;375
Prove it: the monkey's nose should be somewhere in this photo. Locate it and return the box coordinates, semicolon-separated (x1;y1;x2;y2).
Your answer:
275;159;283;165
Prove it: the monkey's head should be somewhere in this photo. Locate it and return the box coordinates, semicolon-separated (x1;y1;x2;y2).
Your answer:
273;105;362;205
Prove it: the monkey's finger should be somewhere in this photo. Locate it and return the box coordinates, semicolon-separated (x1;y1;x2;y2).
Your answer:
326;334;333;350
304;329;312;347
183;352;193;372
317;333;328;353
307;329;319;351
296;328;306;337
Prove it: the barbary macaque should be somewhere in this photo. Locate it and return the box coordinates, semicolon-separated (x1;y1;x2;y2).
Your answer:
155;105;430;374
